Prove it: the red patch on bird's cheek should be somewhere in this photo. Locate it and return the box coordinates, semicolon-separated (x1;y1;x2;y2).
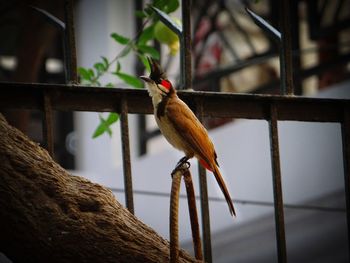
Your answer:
161;79;172;90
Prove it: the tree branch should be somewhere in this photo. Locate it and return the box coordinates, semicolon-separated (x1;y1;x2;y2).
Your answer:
0;114;199;263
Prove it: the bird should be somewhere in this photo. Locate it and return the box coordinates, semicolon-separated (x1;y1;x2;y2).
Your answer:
140;58;235;217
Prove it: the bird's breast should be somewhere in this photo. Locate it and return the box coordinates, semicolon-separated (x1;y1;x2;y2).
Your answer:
155;111;190;154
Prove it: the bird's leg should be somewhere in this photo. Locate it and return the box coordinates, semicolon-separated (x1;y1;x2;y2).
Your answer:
171;156;191;176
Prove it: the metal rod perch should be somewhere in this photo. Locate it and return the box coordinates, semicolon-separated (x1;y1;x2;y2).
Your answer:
170;163;204;262
170;168;182;263
183;169;203;261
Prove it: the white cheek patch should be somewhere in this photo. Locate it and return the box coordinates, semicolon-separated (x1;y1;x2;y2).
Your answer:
157;84;168;94
145;82;163;106
145;83;158;97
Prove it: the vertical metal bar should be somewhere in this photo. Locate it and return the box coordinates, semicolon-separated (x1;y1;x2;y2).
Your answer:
183;169;203;260
197;101;212;263
278;0;294;95
341;106;350;257
290;1;302;95
42;91;54;157
120;98;134;214
198;165;212;263
135;0;147;156
64;0;78;84
138;115;147;155
180;0;192;90
269;103;287;263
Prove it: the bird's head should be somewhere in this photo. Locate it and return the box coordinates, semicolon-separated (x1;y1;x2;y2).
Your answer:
140;58;174;104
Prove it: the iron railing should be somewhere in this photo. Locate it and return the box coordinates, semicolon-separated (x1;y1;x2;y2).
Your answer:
0;0;349;263
1;81;349;262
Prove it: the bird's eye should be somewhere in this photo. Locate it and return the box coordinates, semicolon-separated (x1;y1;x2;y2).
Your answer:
160;79;172;90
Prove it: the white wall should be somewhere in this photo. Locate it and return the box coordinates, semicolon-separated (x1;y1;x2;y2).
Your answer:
74;0;138;181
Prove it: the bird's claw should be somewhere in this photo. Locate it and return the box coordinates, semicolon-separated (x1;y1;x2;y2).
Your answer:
171;161;191;177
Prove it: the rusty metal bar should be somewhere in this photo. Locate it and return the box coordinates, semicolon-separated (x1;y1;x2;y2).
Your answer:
181;0;192;90
31;2;77;83
183;169;203;261
341;106;350;256
193;51;276;84
42;91;54;157
109;186;346;213
63;0;78;84
196;100;212;263
278;0;294;95
120;98;134;214
198;163;212;263
0;82;349;122
170;169;182;263
269;103;287;263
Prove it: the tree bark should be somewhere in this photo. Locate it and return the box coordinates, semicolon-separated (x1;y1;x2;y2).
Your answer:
0;114;198;263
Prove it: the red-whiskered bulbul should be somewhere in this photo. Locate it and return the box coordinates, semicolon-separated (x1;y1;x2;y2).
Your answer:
140;58;235;217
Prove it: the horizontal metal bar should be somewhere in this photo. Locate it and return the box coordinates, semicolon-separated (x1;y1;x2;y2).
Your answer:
193;51;276;84
109;187;346;213
0;81;348;122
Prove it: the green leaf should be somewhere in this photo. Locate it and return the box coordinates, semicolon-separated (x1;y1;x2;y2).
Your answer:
116;61;121;73
114;71;143;89
152;0;179;13
92;113;120;138
137;25;155;45
137;44;160;59
92;115;112;138
135;10;147;18
92;124;107;138
101;56;109;69
119;45;132;58
138;54;150;73
153;0;167;10
105;112;119;125
164;0;179;13
88;69;95;78
111;32;130;45
78;67;92;81
94;62;105;73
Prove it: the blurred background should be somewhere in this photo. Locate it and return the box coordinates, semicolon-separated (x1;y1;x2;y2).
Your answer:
0;0;350;262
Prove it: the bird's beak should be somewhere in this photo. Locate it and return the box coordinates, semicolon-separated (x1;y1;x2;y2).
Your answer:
140;76;151;82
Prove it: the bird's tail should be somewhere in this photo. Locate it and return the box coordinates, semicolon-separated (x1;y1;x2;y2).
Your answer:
212;165;236;217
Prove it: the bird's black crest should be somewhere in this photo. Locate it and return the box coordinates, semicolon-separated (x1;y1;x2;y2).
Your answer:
148;57;167;83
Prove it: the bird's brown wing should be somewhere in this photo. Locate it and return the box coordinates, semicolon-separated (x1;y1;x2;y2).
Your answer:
166;97;236;216
165;97;215;166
